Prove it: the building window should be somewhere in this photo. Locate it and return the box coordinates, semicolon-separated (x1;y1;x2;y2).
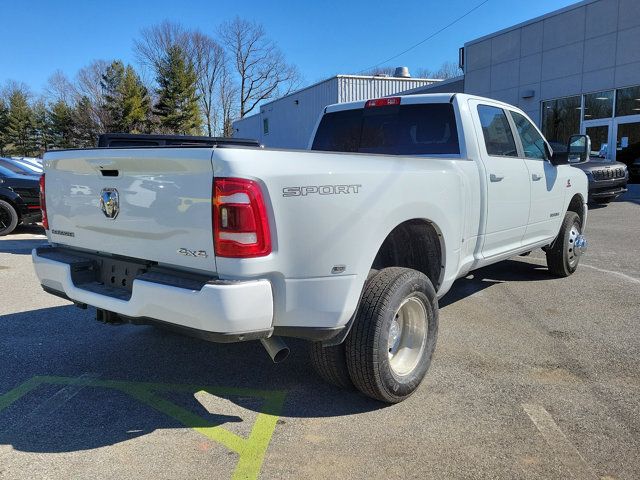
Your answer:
542;95;581;146
263;118;269;135
615;85;640;117
583;90;614;120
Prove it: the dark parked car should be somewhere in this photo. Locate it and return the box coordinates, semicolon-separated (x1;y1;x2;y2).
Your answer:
0;165;42;235
550;141;628;204
616;141;640;180
0;156;43;176
574;157;628;203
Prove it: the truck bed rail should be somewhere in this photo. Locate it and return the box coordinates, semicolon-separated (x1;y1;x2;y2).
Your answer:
97;133;260;148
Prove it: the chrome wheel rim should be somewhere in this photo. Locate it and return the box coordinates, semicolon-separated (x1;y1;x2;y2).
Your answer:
567;224;581;268
388;296;428;376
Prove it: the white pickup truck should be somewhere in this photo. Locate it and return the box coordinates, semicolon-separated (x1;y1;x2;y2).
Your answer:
33;93;589;403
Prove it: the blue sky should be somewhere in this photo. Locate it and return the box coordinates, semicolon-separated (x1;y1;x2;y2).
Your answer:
1;0;577;94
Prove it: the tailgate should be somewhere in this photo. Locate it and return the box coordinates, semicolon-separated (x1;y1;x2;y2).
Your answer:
43;147;217;273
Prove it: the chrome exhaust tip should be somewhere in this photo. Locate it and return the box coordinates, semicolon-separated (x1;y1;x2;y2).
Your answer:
260;336;290;363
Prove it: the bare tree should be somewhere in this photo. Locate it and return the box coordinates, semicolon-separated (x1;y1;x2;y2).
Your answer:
44;70;76;104
75;60;111;131
218;62;237;137
0;80;32;103
134;21;191;72
416;61;462;80
219;17;299;118
360;66;396;77
190;31;225;136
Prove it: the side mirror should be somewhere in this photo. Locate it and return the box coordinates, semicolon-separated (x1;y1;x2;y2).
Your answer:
546;143;568;166
568;134;591;163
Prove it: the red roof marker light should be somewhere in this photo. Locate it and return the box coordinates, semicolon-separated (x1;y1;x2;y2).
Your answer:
365;97;401;108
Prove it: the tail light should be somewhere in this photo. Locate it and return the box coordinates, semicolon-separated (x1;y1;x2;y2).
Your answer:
213;178;271;258
365;97;401;108
39;174;49;230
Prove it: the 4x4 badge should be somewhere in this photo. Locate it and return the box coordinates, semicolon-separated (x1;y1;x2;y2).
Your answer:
177;248;208;258
99;188;119;219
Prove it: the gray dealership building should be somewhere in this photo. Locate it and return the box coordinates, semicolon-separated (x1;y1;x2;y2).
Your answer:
235;0;640;162
461;0;640;161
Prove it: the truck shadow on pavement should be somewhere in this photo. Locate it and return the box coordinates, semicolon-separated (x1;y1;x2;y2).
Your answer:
0;238;48;255
0;304;383;456
0;257;555;457
440;258;553;308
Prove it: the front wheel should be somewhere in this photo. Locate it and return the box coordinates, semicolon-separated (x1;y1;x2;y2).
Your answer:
546;211;585;277
0;200;19;236
345;267;438;403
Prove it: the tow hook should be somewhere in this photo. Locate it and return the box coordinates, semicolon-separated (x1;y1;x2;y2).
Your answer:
96;309;124;324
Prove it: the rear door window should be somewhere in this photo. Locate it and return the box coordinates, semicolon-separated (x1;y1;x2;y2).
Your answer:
477;105;518;157
312;103;460;155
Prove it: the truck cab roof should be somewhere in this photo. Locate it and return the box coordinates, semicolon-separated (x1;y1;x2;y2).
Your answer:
324;93;526;114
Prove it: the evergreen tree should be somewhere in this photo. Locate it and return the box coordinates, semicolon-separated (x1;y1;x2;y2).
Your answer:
100;60;126;132
30;100;51;155
6;90;35;157
50;100;75;149
101;61;151;133
119;66;151;133
154;45;202;134
31;100;51;155
72;96;100;148
0;99;8;156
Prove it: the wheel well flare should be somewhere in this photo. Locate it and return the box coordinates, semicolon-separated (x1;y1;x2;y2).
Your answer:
371;220;443;289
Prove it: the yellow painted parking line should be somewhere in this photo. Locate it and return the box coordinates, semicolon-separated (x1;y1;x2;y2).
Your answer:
0;376;42;411
0;376;287;480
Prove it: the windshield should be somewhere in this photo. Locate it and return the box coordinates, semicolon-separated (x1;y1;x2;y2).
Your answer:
312;103;460;155
0;164;31;178
0;158;39;175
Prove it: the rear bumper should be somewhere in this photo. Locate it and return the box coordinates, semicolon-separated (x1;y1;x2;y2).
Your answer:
32;247;274;342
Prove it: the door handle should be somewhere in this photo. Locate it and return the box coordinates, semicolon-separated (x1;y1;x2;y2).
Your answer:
489;173;504;182
532;173;543;181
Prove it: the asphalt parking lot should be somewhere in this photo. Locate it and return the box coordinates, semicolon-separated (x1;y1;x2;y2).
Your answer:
1;187;639;480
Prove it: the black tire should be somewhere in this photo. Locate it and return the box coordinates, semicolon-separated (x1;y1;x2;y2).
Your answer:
345;267;438;404
546;211;582;277
0;200;19;236
309;341;353;389
309;269;379;390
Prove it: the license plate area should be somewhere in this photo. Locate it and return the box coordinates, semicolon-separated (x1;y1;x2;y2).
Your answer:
36;246;213;302
95;257;150;293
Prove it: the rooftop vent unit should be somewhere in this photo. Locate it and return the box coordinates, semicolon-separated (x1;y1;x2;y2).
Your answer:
394;66;411;78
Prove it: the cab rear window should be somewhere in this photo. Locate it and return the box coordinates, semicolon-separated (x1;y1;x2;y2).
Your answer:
311;103;460;155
